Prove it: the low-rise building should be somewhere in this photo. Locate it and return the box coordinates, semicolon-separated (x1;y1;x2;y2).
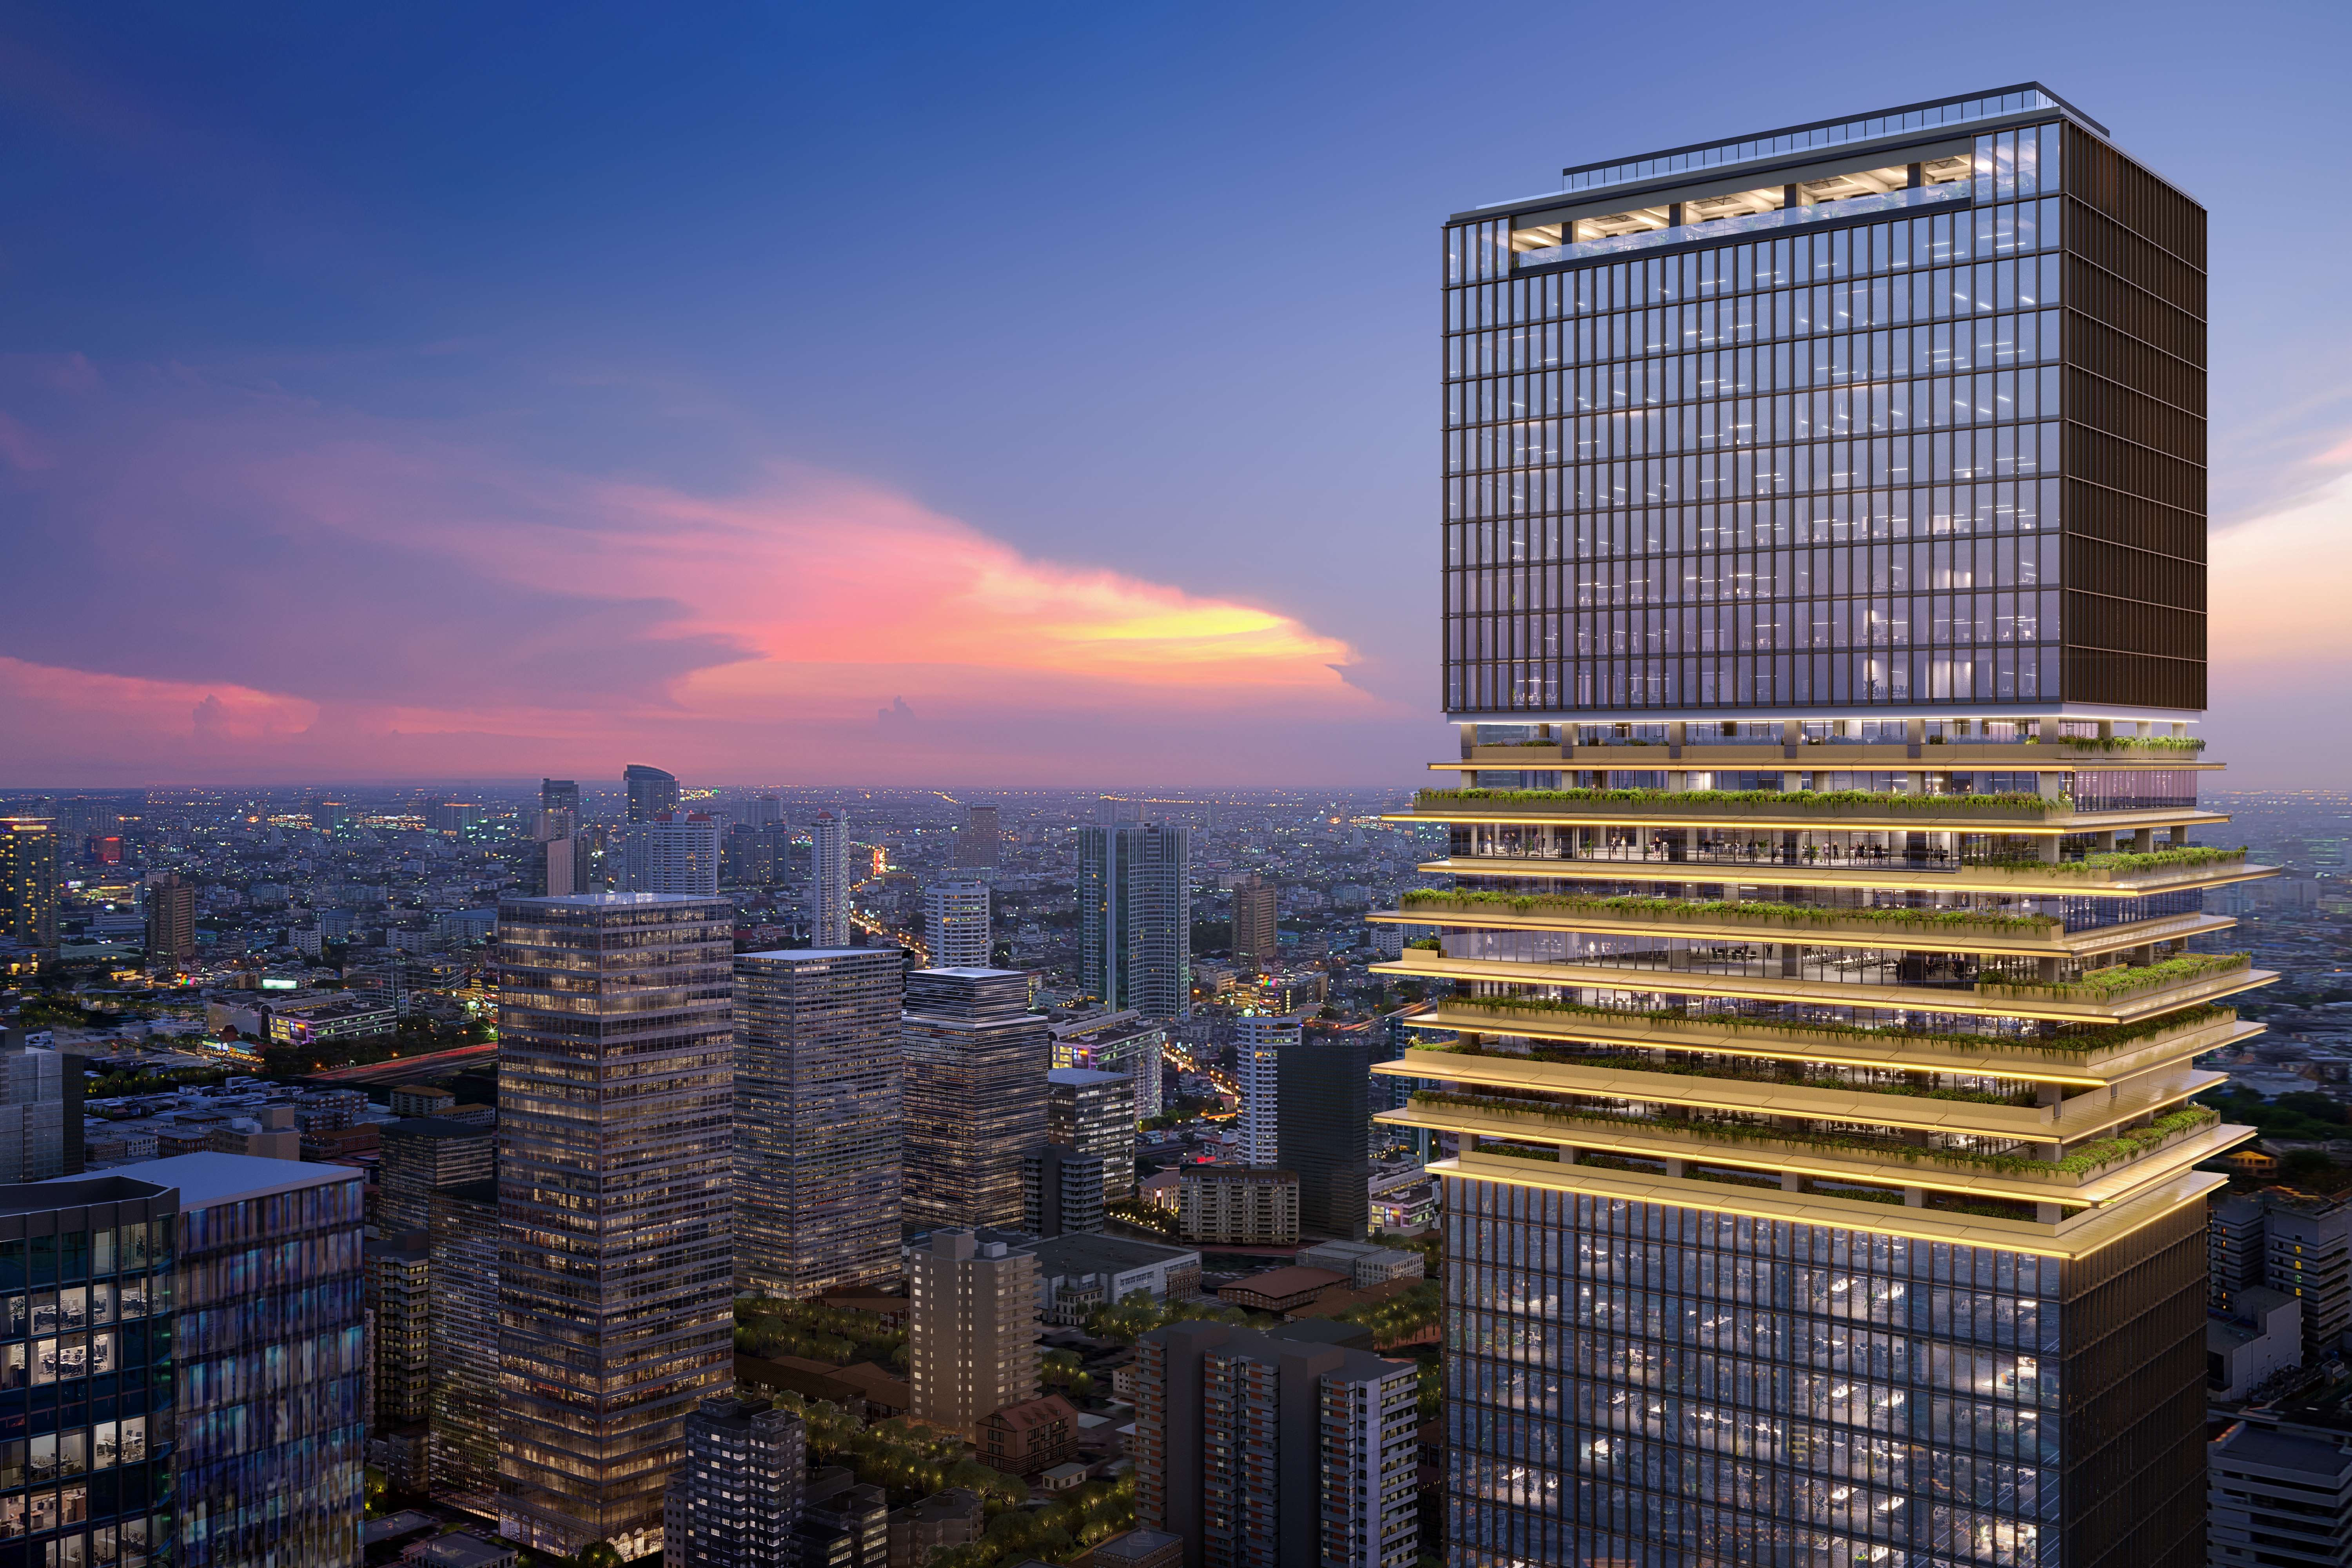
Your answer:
2209;1420;2352;1568
2209;1287;2302;1403
976;1394;1081;1477
1178;1165;1298;1246
1298;1240;1426;1289
1219;1265;1348;1315
886;1488;984;1568
1020;1231;1201;1326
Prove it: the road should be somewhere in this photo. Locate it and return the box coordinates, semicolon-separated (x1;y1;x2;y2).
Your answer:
305;1042;496;1084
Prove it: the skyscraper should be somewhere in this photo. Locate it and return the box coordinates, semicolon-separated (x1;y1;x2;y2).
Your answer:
1079;820;1192;1020
1232;1014;1299;1169
1230;874;1278;969
3;1174;179;1568
1047;1065;1134;1198
907;1229;1038;1439
144;873;196;965
0;819;58;956
377;1116;494;1233
902;969;1049;1231
809;811;852;948
925;880;993;969
663;1395;807;1568
956;802;1002;869
1135;1320;1418;1568
540;778;581;838
622;763;680;824
495;893;737;1558
624;812;722;895
1394;85;2260;1568
1275;1036;1373;1240
735;947;905;1297
427;1178;502;1508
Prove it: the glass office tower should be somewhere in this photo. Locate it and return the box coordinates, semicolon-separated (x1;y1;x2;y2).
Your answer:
1386;86;2268;1568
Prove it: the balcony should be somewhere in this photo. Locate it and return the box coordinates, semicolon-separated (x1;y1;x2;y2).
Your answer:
1450;739;2213;769
1413;847;2273;898
1405;786;2228;836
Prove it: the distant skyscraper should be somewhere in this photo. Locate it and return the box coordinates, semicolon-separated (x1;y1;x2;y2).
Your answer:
955;803;1002;869
664;1395;807;1568
496;893;736;1558
1277;1036;1373;1240
1048;1065;1135;1198
0;1042;79;1181
1135;1320;1417;1568
908;1229;1039;1439
809;811;852;947
1022;1144;1106;1239
735;947;905;1297
625;812;721;895
742;795;783;828
924;880;992;969
1050;1011;1167;1122
428;1177;502;1508
144;872;196;965
6;1173;179;1568
1078;820;1192;1020
902;969;1049;1231
378;1117;495;1234
1230;874;1277;968
98;1152;367;1568
622;763;679;824
540;778;580;838
1232;1015;1299;1170
0;819;58;955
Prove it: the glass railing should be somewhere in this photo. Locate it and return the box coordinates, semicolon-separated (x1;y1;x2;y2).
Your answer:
1515;181;1970;270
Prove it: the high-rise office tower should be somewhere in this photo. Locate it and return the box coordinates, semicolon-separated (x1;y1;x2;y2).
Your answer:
428;1178;502;1507
735;947;905;1297
907;1229;1039;1439
663;1395;807;1568
377;1116;495;1234
0;819;58;955
624;812;722;895
0;1040;80;1181
622;763;680;824
1079;821;1192;1020
902;969;1050;1231
740;795;783;829
1390;86;2264;1568
100;1151;367;1568
925;880;993;969
1232;1015;1299;1169
1135;1320;1419;1568
1230;875;1278;969
2;1174;179;1568
540;778;581;839
1048;1065;1135;1198
809;811;852;947
1022;1144;1107;1239
144;873;196;965
956;803;1002;869
496;893;737;1558
1276;1036;1373;1240
1051;1011;1168;1122
365;1230;433;1488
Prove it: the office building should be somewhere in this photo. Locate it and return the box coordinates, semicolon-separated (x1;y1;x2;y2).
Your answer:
93;1152;366;1568
496;894;737;1558
1135;1320;1418;1568
1022;1230;1203;1326
144;873;196;965
1051;1010;1167;1121
0;1041;79;1181
1022;1143;1105;1239
809;811;852;948
366;1231;432;1490
622;763;679;824
1396;85;2261;1568
623;812;721;896
740;795;783;828
925;880;993;969
956;802;1003;870
0;1174;178;1568
907;1229;1038;1439
1278;1036;1374;1240
428;1178;502;1507
1078;820;1192;1020
1177;1167;1298;1247
1048;1065;1134;1198
1233;1015;1299;1169
902;969;1049;1231
377;1117;494;1234
2210;1189;2352;1360
735;948;904;1297
2207;1421;2352;1568
539;778;580;838
0;819;58;956
662;1396;807;1568
1230;874;1278;969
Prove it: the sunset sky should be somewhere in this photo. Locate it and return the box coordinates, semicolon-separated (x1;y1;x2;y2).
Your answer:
4;2;2348;789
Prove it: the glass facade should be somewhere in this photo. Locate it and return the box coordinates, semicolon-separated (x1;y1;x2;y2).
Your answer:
0;1178;176;1568
1444;107;2204;718
902;969;1050;1232
496;894;736;1560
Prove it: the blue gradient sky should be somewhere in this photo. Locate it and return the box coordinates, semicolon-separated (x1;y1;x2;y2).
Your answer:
4;2;2348;787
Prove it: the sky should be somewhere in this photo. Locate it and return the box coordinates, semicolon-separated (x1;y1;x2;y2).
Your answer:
3;0;2349;790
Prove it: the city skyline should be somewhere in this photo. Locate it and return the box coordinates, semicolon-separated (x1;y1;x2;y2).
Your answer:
1;7;2347;789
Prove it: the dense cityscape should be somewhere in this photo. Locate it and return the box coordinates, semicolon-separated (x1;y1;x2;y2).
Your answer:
2;52;2347;1568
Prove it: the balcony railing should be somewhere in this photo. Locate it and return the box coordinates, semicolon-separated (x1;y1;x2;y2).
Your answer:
1515;181;1969;270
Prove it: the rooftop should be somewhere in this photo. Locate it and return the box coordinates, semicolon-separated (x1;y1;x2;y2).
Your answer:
62;1152;361;1210
1049;1067;1131;1087
2213;1421;2352;1481
502;892;723;907
1022;1231;1199;1276
0;1175;174;1218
